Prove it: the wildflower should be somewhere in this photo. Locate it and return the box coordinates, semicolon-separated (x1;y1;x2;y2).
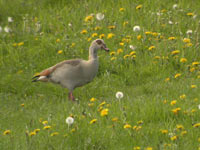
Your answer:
42;121;48;125
34;129;40;133
4;26;10;33
84;15;93;22
180;58;187;63
129;45;136;50
110;51;116;56
124;124;131;129
136;126;142;131
136;5;142;10
29;131;36;136
192;62;200;66
168;20;173;24
176;124;184;130
92;33;98;37
191;109;196;113
66;117;74;125
137;120;143;125
8;17;13;22
165;78;170;82
99;34;105;39
170;100;177;106
133;26;140;32
123;21;128;26
21;103;25;107
191;85;197;88
71;128;76;132
148;46;155;51
137;35;142;40
171;50;180;55
145;31;152;35
43;125;51;130
51;132;59;136
99;101;106;107
111;57;117;61
124;54;130;59
174;73;181;78
183;38;190;43
112;117;119;122
187;12;194;16
116;91;124;99
119;8;125;12
81;29;87;34
56;39;60;43
119;42;124;46
193;123;200;128
186;30;193;35
172;107;181;114
171;135;178;141
90;97;96;102
117;49;123;54
161;129;168;134
57;50;63;54
100;108;109;116
180;94;186;99
3;130;11;135
130;51;136;56
154;56;160;59
173;4;178;9
145;147;153;150
107;33;115;39
181;130;187;136
96;13;104;21
71;43;75;47
108;25;116;29
90;119;97;124
185;43;193;47
133;147;141;150
198;104;200;110
168;37;176;40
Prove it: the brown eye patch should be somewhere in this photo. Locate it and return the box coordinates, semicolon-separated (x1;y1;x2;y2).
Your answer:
96;40;102;45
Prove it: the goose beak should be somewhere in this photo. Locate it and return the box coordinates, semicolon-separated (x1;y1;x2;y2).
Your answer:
102;47;109;52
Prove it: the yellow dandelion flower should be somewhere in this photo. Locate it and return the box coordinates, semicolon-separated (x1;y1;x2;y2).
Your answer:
110;51;116;56
56;39;60;43
117;48;123;54
136;5;142;10
119;8;125;12
99;101;106;107
18;42;24;46
163;100;167;104
71;128;76;132
84;15;93;22
192;62;200;66
180;58;187;63
185;43;193;47
51;132;59;136
191;109;196;113
181;130;187;136
88;103;94;107
152;32;158;36
107;33;115;39
187;12;194;16
3;130;11;135
136;126;142;131
94;26;101;31
29;131;36;136
100;108;109;117
171;135;178;141
90;97;96;102
176;124;184;130
81;29;87;34
99;34;105;39
171;50;180;55
34;129;40;133
130;51;136;56
145;147;153;150
123;21;128;26
137;120;143;125
112;117;119;122
124;54;130;59
180;94;186;99
154;56;160;59
13;43;17;47
145;31;152;35
161;9;167;13
190;67;195;72
57;50;63;54
111;57;117;61
174;73;181;78
148;46;155;51
172;107;181;114
183;38;190;43
90;119;97;124
87;38;92;42
165;78;170;82
170;100;177;106
168;37;176;40
137;35;142;40
161;129;168;134
92;33;98;37
21;103;25;107
119;42;124;46
191;85;197;88
108;25;116;29
42;121;48;125
193;123;200;128
43;125;51;130
133;125;137;129
71;43;75;47
133;146;141;150
124;124;131;129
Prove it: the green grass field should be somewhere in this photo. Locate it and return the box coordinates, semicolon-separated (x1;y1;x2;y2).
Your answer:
0;0;200;149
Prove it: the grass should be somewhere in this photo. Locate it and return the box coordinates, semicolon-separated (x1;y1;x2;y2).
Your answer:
0;0;200;149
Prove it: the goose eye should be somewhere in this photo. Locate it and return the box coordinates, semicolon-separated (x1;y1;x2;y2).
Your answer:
96;40;102;45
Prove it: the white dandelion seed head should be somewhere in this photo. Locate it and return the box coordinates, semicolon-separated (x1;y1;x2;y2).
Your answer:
193;15;197;19
116;91;124;99
96;13;104;21
129;45;136;50
168;20;173;24
173;4;178;9
0;26;2;33
198;104;200;110
68;23;72;27
8;17;13;23
133;25;140;32
66;117;74;125
4;26;10;33
186;30;193;35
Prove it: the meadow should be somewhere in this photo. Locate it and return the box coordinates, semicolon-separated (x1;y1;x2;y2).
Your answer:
0;0;200;149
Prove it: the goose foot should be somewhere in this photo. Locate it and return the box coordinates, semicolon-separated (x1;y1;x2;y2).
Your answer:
68;92;75;101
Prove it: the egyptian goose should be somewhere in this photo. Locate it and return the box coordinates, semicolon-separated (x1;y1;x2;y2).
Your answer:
32;39;109;101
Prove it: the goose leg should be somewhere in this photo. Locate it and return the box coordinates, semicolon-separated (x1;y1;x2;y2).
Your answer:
68;92;75;101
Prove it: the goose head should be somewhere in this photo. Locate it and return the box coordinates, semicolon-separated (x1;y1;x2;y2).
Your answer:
91;39;109;52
